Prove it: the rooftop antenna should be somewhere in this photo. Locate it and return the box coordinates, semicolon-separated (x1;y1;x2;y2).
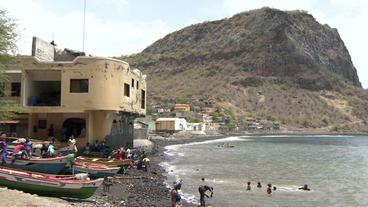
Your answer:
82;0;86;52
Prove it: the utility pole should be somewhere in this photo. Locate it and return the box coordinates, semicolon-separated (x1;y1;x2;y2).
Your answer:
82;0;86;52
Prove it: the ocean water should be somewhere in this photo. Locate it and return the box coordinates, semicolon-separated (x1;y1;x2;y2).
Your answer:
161;135;368;207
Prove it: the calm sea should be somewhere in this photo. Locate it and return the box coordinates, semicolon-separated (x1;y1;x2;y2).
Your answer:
161;135;368;207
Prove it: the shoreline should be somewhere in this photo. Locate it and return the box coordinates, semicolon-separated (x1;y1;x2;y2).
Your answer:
70;132;368;207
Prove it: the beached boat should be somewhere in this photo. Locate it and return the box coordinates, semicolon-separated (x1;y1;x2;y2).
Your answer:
76;156;133;168
4;155;73;174
0;167;103;199
70;161;121;178
57;145;76;156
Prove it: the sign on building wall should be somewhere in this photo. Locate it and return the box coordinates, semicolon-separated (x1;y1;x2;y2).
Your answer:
31;37;54;62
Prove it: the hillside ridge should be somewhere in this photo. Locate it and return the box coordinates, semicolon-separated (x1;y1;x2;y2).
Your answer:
120;7;368;132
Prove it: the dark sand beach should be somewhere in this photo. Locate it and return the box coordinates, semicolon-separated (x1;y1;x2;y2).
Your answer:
68;134;225;207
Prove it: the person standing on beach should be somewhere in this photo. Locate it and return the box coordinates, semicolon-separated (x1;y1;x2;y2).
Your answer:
198;185;214;207
0;136;7;165
171;182;182;207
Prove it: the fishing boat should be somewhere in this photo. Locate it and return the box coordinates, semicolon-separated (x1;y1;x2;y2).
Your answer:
0;167;103;199
71;161;121;178
4;154;74;174
76;156;133;168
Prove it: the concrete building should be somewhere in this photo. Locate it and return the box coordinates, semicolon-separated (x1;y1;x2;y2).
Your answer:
0;37;146;149
187;122;206;131
155;117;187;133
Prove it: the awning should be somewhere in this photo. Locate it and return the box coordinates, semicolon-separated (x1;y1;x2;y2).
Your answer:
0;120;20;124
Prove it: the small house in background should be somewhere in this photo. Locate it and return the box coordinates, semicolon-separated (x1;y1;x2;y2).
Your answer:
155;117;187;133
174;104;190;112
187;122;206;132
202;113;213;123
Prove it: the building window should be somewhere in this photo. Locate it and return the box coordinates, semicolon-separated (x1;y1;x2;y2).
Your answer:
38;120;47;129
136;81;139;89
141;89;145;109
70;79;89;93
124;83;130;97
0;82;5;97
11;82;21;97
131;79;134;88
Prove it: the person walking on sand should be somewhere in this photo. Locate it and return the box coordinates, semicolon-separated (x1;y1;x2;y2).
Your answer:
198;185;214;207
171;182;182;207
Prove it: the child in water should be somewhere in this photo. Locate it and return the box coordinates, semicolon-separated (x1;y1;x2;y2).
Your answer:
267;184;272;196
246;182;251;191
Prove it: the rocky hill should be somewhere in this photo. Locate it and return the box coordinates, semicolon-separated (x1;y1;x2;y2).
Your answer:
120;7;368;132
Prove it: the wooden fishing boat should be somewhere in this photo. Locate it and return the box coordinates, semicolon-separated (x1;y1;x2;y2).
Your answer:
4;154;73;174
71;161;120;178
0;167;103;199
76;156;133;168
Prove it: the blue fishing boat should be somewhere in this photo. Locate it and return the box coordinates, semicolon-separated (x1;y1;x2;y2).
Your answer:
4;155;73;174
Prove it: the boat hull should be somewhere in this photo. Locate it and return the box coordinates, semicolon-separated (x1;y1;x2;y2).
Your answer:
4;156;72;174
72;165;120;178
0;167;103;199
76;156;132;168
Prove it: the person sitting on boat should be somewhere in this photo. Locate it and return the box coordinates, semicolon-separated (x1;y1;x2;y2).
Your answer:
11;143;26;163
299;184;311;191
92;140;99;152
24;137;33;158
114;148;122;160
40;142;48;157
47;143;55;157
83;142;91;155
0;137;8;165
126;148;131;159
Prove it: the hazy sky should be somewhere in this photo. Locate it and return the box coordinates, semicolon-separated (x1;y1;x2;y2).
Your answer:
0;0;367;88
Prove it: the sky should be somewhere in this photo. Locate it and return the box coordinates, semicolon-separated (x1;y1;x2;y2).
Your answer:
0;0;367;88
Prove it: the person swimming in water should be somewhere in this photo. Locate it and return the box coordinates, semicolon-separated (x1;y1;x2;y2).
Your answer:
246;182;251;191
299;184;311;191
257;182;262;188
267;184;272;195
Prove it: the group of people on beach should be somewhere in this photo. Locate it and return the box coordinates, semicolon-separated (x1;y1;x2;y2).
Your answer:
171;178;214;207
0;134;33;164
